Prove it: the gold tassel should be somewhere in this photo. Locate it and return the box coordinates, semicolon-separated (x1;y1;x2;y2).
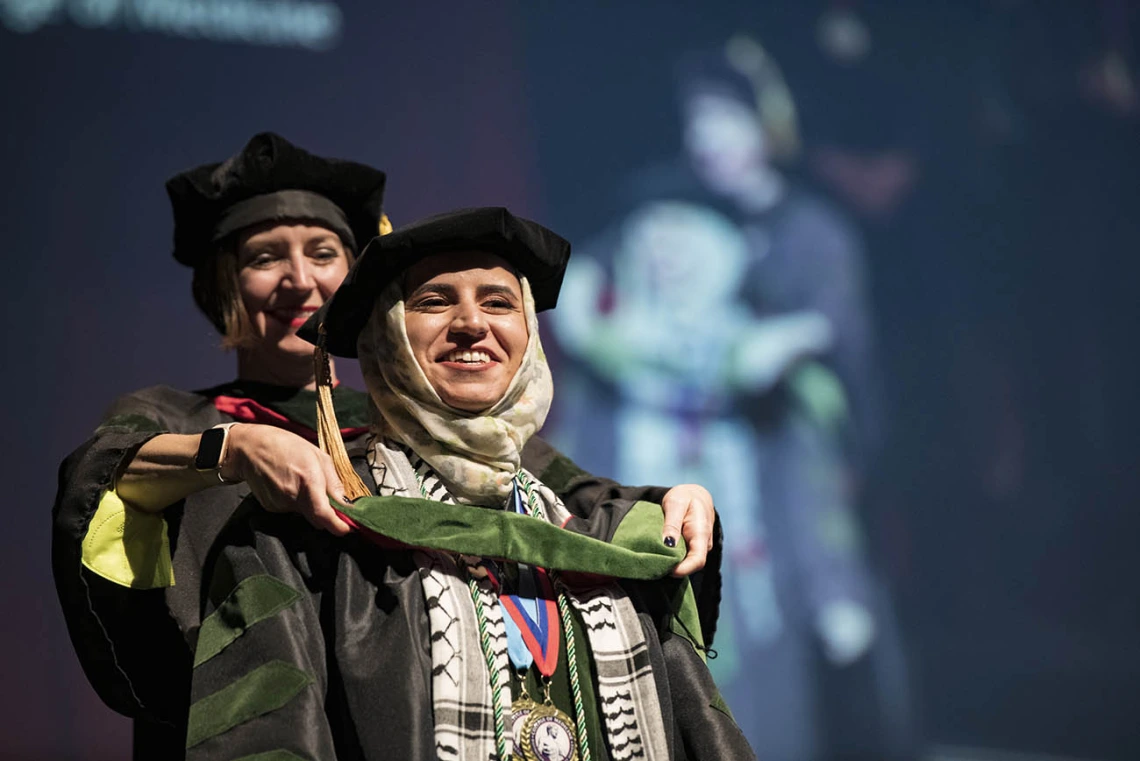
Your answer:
313;323;372;500
312;213;393;501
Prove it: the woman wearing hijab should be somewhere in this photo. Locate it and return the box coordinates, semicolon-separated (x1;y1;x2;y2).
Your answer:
184;207;752;760
52;137;716;759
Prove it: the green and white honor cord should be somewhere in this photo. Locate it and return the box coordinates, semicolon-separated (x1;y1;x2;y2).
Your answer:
413;469;591;761
466;572;512;760
516;472;592;761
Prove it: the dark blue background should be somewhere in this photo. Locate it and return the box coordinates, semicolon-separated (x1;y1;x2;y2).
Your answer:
3;1;1138;758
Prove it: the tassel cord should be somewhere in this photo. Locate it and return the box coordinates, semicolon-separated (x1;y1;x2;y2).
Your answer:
312;327;371;500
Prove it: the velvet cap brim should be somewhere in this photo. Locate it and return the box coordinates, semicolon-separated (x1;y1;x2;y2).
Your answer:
166;132;386;267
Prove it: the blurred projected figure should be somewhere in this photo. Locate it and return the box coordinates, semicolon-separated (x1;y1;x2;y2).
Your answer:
678;36;882;454
552;36;908;761
558;198;800;645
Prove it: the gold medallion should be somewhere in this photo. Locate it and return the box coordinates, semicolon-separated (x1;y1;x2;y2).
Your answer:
520;703;578;761
510;695;539;759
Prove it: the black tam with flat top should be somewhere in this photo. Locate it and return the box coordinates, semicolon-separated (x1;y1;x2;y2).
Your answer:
299;206;571;358
166;131;388;267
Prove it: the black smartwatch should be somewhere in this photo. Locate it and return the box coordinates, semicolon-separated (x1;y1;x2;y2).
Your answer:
195;423;238;483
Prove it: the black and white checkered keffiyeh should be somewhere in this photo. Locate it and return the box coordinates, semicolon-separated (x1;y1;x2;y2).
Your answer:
367;437;669;761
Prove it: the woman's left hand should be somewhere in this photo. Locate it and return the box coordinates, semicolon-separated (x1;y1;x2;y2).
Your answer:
660;484;716;577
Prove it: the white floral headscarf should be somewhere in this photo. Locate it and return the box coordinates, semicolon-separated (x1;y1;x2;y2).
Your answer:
356;273;554;505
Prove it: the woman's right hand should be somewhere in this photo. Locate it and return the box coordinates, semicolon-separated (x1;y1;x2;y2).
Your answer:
220;424;353;535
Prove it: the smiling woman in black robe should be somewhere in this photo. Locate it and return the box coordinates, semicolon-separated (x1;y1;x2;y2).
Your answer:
183;207;752;760
52;137;717;760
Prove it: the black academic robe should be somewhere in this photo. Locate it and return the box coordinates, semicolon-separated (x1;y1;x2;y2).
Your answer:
184;447;751;761
51;382;679;760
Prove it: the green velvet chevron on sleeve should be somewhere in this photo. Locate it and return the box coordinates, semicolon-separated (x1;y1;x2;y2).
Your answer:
194;575;303;667
186;660;314;749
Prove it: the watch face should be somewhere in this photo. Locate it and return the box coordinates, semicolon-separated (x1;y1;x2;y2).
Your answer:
195;427;227;471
